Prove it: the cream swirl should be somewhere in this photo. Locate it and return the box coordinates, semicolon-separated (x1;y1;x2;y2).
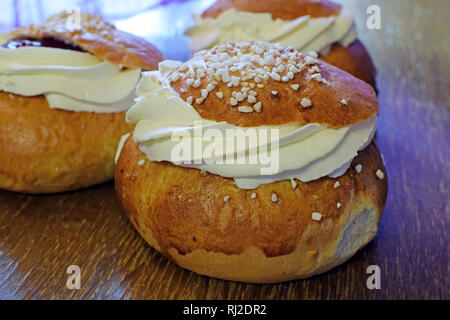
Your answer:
123;61;377;189
0;46;141;113
185;8;356;55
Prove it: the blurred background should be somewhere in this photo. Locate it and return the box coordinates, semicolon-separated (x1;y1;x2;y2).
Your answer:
1;0;448;64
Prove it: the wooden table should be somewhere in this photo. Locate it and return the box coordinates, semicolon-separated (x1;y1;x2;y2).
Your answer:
0;0;448;299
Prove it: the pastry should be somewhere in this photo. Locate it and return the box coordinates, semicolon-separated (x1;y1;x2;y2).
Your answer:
185;0;376;87
0;12;163;193
115;41;387;283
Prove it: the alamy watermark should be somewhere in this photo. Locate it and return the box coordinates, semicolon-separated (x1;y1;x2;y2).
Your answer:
66;265;81;290
65;6;81;31
366;265;381;289
366;5;382;30
170;121;280;175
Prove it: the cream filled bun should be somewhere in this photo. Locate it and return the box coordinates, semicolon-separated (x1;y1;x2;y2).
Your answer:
115;41;387;283
0;12;163;194
186;0;376;87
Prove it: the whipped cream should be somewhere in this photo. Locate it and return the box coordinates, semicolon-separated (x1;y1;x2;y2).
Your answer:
124;61;377;189
0;46;141;113
115;133;131;164
185;8;356;55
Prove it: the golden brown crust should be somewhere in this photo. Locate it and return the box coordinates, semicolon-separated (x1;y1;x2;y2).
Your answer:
116;137;387;283
202;0;342;20
321;41;376;88
0;92;133;194
172;56;378;128
11;12;164;70
1;12;163;193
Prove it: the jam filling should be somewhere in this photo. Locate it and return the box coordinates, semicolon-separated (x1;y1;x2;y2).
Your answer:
3;37;85;52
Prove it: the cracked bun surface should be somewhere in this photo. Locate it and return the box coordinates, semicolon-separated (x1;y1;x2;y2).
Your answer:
0;13;163;193
115;41;387;283
198;0;376;87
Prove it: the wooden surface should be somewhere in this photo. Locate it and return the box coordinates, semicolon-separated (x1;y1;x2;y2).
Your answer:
0;0;449;300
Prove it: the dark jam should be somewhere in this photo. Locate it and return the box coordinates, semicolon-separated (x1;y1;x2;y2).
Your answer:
3;37;85;52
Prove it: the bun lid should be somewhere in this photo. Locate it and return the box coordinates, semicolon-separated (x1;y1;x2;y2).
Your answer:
202;0;342;20
168;41;378;128
10;12;163;70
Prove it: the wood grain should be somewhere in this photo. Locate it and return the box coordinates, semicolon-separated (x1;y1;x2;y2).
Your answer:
0;0;449;299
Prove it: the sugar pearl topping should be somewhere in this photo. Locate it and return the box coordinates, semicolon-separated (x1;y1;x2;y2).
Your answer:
137;160;145;166
166;41;327;113
300;98;312;108
376;169;385;180
271;193;278;203
290;178;297;189
312;212;322;221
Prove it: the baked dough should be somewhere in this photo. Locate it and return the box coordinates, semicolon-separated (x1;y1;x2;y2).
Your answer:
115;41;386;283
11;12;164;70
116;138;386;283
0;13;163;193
